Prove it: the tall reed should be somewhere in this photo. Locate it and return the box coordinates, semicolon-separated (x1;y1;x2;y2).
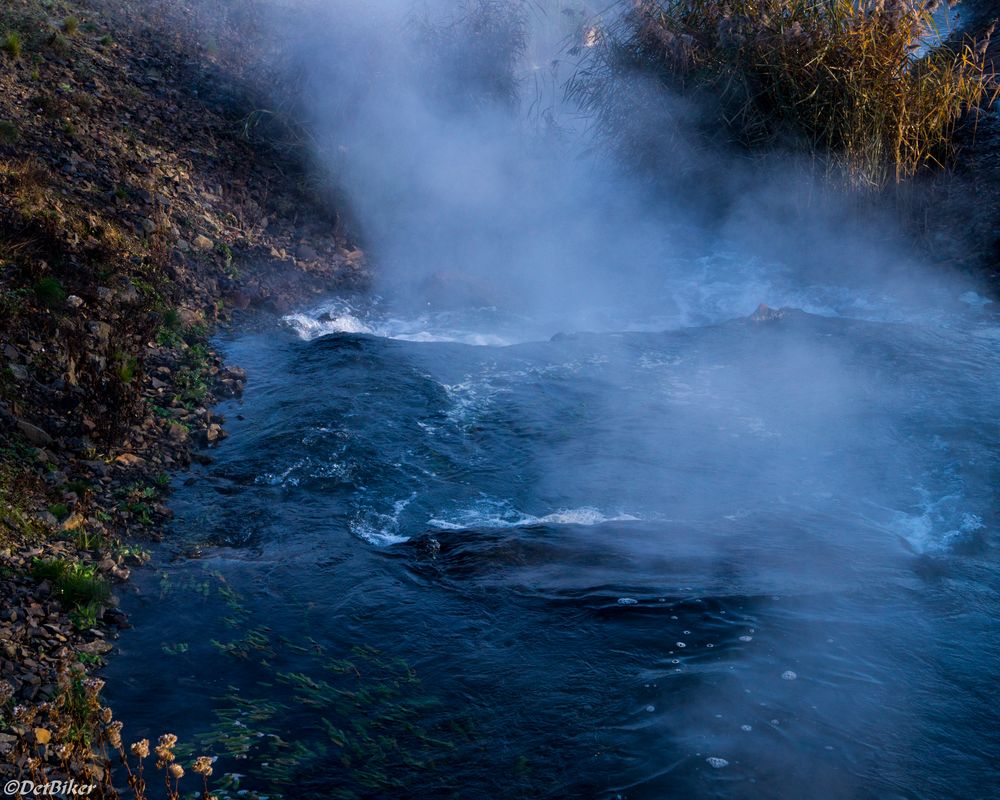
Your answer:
569;0;997;188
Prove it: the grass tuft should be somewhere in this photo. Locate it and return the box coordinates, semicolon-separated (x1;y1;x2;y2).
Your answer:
34;275;66;306
31;558;111;609
1;31;22;59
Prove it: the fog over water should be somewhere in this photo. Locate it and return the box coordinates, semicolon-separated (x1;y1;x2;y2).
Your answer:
103;2;999;798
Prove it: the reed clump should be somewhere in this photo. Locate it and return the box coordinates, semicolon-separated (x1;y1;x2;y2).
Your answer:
569;0;998;189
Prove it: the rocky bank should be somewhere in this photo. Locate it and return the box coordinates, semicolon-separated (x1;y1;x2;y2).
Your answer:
0;0;363;795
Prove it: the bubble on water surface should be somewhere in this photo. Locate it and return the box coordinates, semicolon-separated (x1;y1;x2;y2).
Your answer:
706;757;729;768
676;642;687;648
617;598;638;605
781;670;798;681
645;705;655;712
741;725;752;732
739;635;753;642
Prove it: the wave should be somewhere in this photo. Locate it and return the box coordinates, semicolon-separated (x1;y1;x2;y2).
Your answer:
282;301;516;346
429;499;640;531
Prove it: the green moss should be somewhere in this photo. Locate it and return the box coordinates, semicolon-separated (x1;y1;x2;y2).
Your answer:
0;120;18;144
34;276;66;306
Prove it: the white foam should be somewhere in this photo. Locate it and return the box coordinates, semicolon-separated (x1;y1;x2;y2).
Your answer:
349;493;417;546
282;301;516;346
429;501;640;531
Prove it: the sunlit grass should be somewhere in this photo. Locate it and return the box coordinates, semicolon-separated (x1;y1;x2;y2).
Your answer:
569;0;998;188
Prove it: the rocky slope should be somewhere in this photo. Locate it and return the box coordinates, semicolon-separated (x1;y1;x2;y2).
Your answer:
0;0;362;794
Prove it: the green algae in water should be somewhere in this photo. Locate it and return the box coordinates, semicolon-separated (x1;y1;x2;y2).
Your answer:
188;629;476;798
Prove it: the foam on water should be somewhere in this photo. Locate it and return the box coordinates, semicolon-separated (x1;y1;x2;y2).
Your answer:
429;498;640;531
280;254;993;353
350;493;417;546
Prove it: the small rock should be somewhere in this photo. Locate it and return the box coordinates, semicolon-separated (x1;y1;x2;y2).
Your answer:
65;295;84;309
81;460;109;477
296;243;319;262
205;423;225;443
193;234;213;250
59;513;85;532
114;453;147;468
168;423;188;443
176;306;203;327
15;419;53;447
750;304;785;323
85;320;112;347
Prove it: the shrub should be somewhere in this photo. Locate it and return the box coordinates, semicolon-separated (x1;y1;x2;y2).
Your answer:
569;0;998;189
1;31;22;58
63;16;80;36
34;275;67;306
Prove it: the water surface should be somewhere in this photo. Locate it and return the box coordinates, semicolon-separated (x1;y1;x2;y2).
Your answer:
105;263;999;799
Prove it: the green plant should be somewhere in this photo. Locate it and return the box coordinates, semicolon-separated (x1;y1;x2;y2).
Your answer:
34;275;66;306
69;601;100;631
73;528;107;552
48;31;70;55
31;558;110;608
0;120;18;144
62;15;80;35
117;355;138;383
66;478;93;497
162;307;181;329
2;31;22;59
48;502;70;520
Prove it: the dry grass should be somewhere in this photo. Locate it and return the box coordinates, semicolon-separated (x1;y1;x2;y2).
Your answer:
3;670;217;800
569;0;998;188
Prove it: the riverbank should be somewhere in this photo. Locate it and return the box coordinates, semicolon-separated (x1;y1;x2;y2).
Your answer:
0;0;362;792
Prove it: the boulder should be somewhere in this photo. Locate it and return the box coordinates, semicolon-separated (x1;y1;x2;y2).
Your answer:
15;419;53;447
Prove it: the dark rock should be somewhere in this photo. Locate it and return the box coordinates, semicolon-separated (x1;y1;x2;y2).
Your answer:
15;419;53;447
296;243;319;262
749;304;785;322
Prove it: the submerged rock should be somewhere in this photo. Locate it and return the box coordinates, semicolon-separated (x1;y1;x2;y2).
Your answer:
749;303;785;322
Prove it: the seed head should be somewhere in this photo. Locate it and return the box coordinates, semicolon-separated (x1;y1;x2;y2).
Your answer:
192;755;214;776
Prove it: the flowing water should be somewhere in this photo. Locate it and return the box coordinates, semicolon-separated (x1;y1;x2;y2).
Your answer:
104;255;999;799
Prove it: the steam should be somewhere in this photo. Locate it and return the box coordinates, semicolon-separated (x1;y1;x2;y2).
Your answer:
233;0;988;333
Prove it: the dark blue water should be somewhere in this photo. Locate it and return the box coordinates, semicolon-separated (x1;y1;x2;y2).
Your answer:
105;284;999;799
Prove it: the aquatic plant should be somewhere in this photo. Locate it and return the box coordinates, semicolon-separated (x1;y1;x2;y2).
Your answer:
568;0;998;188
